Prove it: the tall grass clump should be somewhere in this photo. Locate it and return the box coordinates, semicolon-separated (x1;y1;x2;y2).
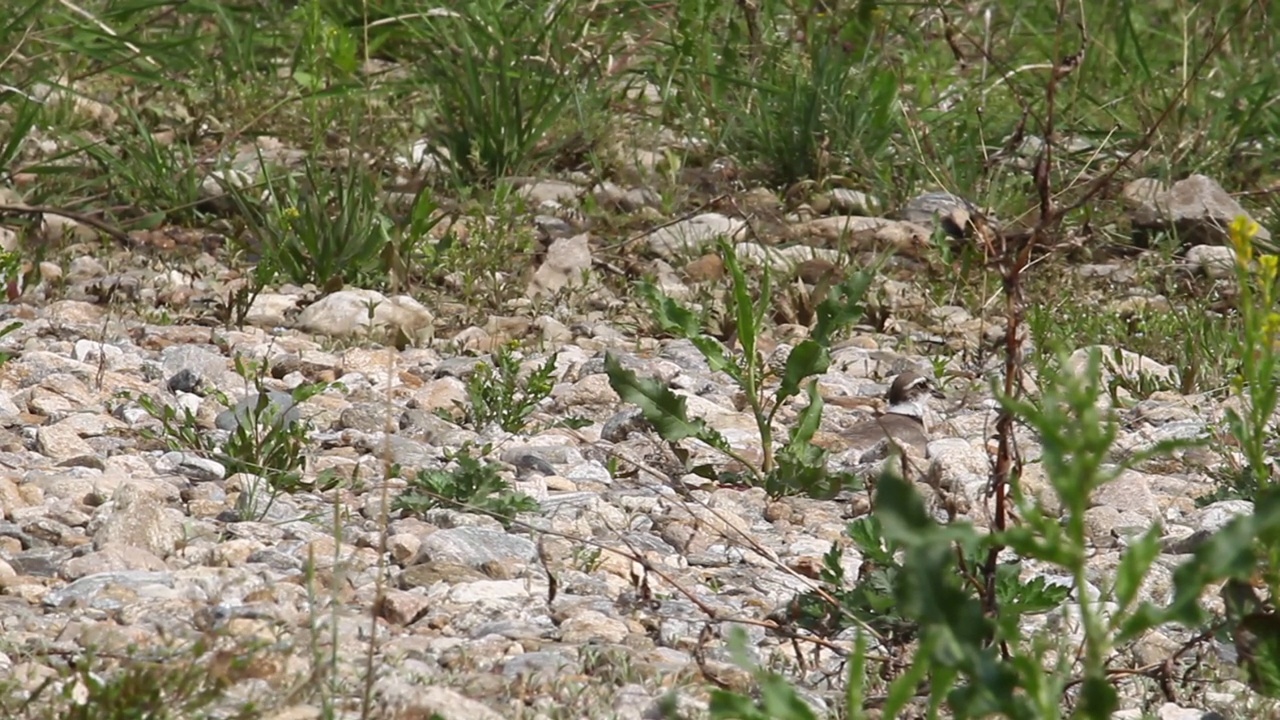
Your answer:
386;0;623;184
657;0;899;187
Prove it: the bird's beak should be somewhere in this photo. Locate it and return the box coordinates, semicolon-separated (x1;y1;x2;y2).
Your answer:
930;386;946;400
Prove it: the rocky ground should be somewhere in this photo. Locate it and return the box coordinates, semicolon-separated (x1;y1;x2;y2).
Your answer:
0;160;1270;720
4;0;1278;716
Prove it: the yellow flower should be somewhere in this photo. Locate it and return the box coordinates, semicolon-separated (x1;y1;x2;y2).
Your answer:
1266;312;1280;339
1261;254;1279;278
1259;255;1280;307
1232;214;1261;242
280;207;301;226
1231;215;1260;267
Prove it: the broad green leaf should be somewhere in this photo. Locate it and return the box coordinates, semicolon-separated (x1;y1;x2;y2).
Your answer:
788;381;824;446
1169;498;1278;622
1113;525;1161;611
760;674;818;720
1238;613;1280;697
291;69;318;90
945;647;1033;718
777;340;829;403
1073;675;1118;719
872;470;932;543
719;237;757;360
131;211;167;230
708;690;767;720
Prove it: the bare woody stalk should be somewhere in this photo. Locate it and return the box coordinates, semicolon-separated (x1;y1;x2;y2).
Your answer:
967;23;1084;648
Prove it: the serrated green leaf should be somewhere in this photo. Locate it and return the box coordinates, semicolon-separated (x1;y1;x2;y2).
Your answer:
996;569;1070;616
769;454;834;499
847;516;894;564
691;335;737;377
813;266;876;345
639;281;703;338
604;352;729;450
821;543;844;585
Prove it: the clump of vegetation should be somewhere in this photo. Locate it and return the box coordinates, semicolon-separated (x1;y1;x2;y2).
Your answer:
393;444;538;528
222;158;395;292
460;343;559;433
662;0;898;186
404;0;617;184
123;355;339;520
0;641;260;720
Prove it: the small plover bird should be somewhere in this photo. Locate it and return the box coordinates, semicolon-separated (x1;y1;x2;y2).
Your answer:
842;371;946;461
